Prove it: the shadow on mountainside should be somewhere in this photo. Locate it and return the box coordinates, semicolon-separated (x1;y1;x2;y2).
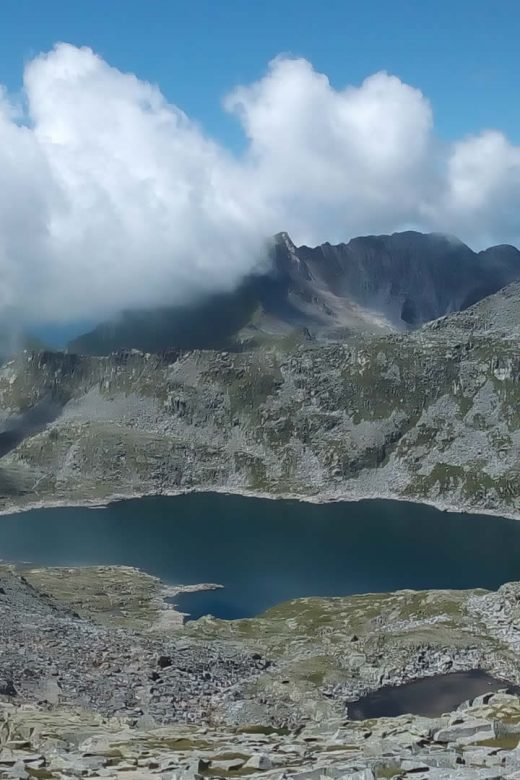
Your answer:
0;399;63;458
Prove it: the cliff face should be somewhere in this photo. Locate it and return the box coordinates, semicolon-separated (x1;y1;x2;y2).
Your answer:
272;231;520;332
0;283;519;516
69;231;520;355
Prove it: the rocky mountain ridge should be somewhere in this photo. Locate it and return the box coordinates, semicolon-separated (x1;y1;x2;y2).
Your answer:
69;231;520;355
271;230;520;332
0;277;519;517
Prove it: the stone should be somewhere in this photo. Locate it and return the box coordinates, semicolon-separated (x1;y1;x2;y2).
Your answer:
36;678;61;705
433;719;496;745
210;757;246;771
463;748;504;767
244;753;273;770
186;757;210;773
7;762;29;780
400;759;432;771
0;678;16;697
158;655;173;669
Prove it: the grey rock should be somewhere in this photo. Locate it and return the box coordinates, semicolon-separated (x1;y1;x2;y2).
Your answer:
0;678;17;698
210;758;246;771
244;753;273;770
433;719;496;744
338;771;375;780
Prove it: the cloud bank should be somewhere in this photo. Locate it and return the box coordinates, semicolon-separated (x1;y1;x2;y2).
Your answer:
2;43;520;327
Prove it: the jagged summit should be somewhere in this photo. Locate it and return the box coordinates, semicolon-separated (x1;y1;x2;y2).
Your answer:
69;230;520;355
274;231;296;247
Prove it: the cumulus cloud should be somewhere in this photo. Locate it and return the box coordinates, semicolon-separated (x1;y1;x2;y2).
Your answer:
1;43;520;328
0;44;272;326
434;131;520;244
226;59;435;242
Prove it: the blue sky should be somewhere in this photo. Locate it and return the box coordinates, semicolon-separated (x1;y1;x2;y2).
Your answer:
1;0;519;147
1;0;520;344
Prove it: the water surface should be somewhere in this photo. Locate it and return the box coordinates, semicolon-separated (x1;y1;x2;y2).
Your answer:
0;493;519;619
348;670;520;719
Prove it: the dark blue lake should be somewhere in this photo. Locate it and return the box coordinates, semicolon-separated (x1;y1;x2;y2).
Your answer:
0;493;519;620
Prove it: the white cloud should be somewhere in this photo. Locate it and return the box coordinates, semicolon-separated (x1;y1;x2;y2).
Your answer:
226;59;435;242
1;43;520;328
434;131;520;244
0;44;272;326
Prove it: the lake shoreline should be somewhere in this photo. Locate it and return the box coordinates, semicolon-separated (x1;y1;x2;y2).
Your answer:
0;489;519;620
0;482;517;523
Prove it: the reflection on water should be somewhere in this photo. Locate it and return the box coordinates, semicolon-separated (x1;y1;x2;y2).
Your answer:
347;670;520;719
0;493;519;619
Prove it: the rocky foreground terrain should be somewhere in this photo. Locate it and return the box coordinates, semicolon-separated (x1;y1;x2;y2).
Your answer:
1;564;520;778
0;283;518;516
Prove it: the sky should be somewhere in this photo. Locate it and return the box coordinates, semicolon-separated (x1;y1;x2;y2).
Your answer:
1;0;520;337
2;0;520;146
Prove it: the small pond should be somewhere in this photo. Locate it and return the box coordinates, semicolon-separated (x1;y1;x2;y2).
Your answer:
347;670;520;719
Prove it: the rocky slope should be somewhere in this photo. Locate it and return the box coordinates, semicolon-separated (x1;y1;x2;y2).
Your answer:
270;231;520;333
0;279;518;515
427;282;520;337
2;564;520;778
69;231;520;354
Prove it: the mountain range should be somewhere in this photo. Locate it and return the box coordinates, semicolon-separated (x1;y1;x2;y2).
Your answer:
69;230;520;354
0;272;518;517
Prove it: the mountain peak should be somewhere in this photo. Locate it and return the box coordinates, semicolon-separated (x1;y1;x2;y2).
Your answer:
69;231;520;355
274;231;296;251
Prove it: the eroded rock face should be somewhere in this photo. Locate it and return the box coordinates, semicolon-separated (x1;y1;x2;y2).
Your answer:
273;231;520;333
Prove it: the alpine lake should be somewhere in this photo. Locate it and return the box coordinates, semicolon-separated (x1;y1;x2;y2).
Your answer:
2;492;520;718
1;492;519;621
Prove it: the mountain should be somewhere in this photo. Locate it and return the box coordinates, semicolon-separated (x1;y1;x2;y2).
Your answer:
276;231;520;330
1;280;519;517
68;230;520;355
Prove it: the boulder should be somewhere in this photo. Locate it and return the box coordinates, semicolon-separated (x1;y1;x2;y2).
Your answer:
244;753;273;770
210;758;246;771
0;678;16;697
433;718;496;745
157;655;172;669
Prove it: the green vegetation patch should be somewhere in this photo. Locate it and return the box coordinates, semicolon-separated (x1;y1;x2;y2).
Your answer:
20;565;166;629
